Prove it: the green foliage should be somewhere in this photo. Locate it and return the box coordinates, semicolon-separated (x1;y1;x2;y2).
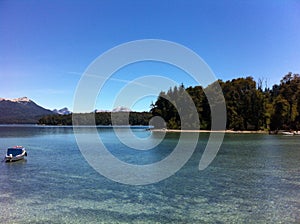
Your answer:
151;73;300;131
270;95;290;130
38;112;152;126
39;73;300;131
220;77;265;130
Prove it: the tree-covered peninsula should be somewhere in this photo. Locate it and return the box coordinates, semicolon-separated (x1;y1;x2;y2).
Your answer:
151;73;300;131
39;73;300;131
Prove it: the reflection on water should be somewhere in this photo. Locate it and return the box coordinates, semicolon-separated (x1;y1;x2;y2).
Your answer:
0;125;299;223
0;125;74;138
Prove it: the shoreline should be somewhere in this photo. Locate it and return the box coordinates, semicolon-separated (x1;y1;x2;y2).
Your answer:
150;129;268;134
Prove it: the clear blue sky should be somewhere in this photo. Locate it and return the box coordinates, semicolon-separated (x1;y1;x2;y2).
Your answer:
1;0;299;111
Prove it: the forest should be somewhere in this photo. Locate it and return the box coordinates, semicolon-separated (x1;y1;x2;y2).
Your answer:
39;73;300;131
38;112;152;126
151;72;300;131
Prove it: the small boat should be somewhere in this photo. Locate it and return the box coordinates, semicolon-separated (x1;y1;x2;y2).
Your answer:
5;146;27;162
282;131;294;136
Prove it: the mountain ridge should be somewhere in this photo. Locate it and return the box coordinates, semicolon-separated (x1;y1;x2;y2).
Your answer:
0;97;54;124
53;107;72;115
0;97;138;124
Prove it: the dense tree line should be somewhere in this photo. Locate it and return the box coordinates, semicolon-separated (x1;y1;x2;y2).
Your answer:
38;112;152;126
151;73;300;131
39;73;300;130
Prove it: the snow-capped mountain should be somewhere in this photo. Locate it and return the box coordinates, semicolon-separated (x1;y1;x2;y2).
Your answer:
53;107;72;115
94;109;111;113
112;106;132;112
94;106;132;113
0;97;31;103
0;97;54;124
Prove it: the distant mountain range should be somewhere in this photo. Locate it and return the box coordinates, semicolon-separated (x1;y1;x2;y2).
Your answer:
0;97;54;124
53;107;72;115
0;97;133;124
95;106;131;113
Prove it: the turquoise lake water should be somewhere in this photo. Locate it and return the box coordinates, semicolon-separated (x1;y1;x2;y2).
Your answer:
0;125;299;223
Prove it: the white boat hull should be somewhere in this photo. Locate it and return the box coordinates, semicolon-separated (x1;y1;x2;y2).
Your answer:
5;154;26;162
5;147;27;162
282;131;294;135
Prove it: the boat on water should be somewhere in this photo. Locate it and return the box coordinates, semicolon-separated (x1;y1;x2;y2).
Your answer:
5;146;27;162
282;131;295;135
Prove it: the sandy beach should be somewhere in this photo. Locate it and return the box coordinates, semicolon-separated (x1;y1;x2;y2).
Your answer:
150;129;268;134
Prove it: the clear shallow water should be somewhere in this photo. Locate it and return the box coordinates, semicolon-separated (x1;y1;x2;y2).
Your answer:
0;126;299;223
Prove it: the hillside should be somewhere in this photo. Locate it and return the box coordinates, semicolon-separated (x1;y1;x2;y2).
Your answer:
0;97;54;124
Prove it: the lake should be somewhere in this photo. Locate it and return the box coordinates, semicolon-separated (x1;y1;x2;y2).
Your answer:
0;125;299;223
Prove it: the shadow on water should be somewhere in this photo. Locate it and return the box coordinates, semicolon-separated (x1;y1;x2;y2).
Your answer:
0;125;154;138
0;125;74;138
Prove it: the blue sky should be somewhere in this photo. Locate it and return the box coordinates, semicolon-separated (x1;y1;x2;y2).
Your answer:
0;0;299;111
